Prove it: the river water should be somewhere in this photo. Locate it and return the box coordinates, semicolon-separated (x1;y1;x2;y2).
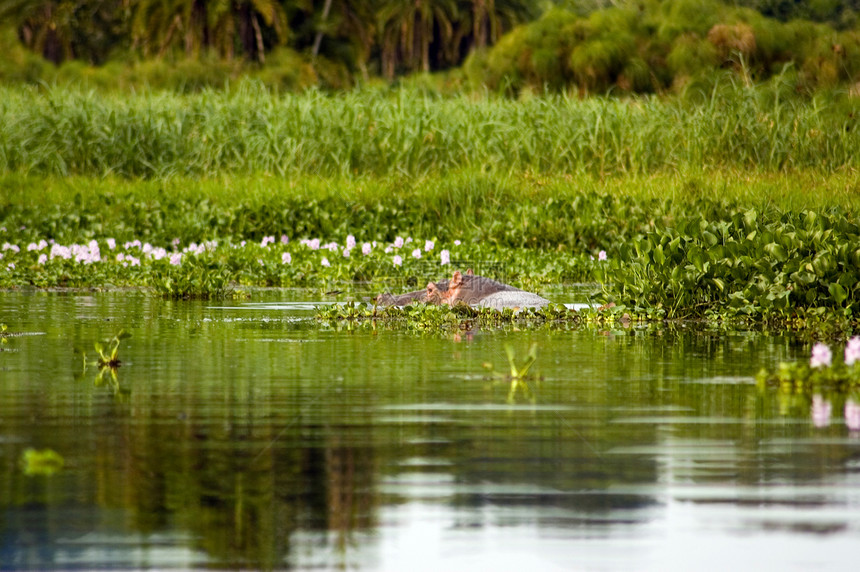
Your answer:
1;290;859;570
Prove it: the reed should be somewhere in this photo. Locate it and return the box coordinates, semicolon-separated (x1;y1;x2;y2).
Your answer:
0;80;856;178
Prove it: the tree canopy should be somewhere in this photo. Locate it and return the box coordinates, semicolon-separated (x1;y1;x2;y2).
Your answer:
0;0;857;92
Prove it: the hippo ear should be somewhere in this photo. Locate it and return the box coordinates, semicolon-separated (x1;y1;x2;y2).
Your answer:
466;268;474;275
451;271;463;287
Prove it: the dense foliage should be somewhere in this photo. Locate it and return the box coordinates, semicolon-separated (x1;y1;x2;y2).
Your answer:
472;0;860;94
0;1;859;93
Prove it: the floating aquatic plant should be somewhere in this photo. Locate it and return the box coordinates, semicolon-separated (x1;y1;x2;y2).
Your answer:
316;301;648;332
20;448;64;476
94;329;131;368
598;208;860;323
75;330;132;397
482;342;540;404
757;336;860;393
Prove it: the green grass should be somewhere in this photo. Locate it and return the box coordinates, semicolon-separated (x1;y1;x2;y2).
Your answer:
1;80;858;178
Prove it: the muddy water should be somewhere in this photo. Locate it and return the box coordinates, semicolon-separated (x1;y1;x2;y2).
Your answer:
1;291;858;570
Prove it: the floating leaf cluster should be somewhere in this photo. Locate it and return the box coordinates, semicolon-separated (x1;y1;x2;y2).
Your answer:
314;301;649;332
599;207;860;323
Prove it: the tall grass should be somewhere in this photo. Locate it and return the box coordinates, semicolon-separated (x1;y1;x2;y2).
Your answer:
0;79;857;178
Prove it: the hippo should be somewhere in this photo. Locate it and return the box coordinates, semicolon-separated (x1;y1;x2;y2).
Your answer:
377;270;550;310
375;269;470;306
426;271;519;305
428;271;551;309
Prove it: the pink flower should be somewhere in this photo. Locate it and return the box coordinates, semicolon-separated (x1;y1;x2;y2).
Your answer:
321;257;331;267
346;235;356;250
411;248;421;259
454;240;461;246
261;236;275;247
362;242;372;255
845;399;860;431
393;255;403;266
810;343;832;368
51;244;71;260
37;254;47;264
425;240;434;252
280;235;289;244
394;236;404;249
282;252;291;264
343;248;350;258
598;250;607;261
170;253;183;266
845;337;860;366
440;249;450;265
150;247;167;260
812;394;832;427
106;238;116;250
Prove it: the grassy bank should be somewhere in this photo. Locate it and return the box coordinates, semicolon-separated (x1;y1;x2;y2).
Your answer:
1;81;858;178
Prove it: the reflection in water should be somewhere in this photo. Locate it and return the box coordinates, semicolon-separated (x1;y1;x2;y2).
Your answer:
0;291;859;570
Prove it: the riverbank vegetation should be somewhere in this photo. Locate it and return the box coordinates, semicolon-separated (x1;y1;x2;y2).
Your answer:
2;161;858;326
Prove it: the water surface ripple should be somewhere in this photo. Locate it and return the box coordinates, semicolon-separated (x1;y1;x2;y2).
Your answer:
1;291;858;570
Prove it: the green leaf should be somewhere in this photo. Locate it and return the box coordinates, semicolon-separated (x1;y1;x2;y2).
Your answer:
829;282;848;306
652;244;665;265
764;242;788;262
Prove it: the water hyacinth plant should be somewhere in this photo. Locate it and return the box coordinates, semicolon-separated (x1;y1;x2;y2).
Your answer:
597;206;860;323
757;337;860;393
2;227;603;296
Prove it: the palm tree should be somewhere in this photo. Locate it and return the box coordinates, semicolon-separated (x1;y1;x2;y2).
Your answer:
130;0;286;61
0;0;126;64
309;0;379;78
378;0;458;77
460;0;535;51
